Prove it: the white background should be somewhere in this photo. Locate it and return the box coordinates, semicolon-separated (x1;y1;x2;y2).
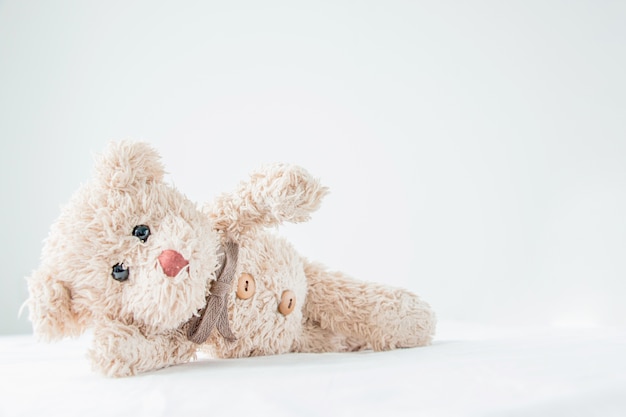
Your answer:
1;0;624;335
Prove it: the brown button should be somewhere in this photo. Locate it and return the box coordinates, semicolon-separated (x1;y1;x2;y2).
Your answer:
236;273;256;300
278;290;296;316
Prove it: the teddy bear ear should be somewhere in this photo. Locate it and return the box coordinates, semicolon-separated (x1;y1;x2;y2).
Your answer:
94;141;165;190
26;267;89;340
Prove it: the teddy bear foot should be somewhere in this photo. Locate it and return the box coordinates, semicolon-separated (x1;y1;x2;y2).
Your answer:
302;261;436;353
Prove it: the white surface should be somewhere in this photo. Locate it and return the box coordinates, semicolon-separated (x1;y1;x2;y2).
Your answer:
2;1;626;335
1;321;625;417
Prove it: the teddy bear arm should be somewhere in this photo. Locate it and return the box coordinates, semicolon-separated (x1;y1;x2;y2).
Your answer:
303;261;436;351
89;321;197;377
209;164;328;237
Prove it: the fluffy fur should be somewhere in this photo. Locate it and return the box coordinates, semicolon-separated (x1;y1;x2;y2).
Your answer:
26;141;436;377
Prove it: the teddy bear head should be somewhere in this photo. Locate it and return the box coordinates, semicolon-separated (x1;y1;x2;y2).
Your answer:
27;142;219;339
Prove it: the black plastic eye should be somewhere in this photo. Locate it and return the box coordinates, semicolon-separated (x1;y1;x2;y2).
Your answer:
111;263;129;282
132;225;151;242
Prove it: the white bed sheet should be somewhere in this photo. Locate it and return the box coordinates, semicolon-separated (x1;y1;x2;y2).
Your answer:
1;321;625;417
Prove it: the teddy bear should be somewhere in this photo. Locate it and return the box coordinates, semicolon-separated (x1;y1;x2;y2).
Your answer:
26;141;436;377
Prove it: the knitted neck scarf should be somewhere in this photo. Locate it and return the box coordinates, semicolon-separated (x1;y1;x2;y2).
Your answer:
186;241;238;344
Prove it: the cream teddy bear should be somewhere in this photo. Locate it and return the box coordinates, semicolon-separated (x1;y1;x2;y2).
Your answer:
26;141;435;377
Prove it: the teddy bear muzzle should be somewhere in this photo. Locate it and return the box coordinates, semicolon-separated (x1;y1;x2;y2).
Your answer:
157;250;189;277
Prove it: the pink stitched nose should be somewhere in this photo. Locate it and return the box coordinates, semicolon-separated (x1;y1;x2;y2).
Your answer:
158;250;189;277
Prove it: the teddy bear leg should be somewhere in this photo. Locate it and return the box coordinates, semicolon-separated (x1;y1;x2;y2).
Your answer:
292;318;369;353
303;261;436;351
89;321;197;377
